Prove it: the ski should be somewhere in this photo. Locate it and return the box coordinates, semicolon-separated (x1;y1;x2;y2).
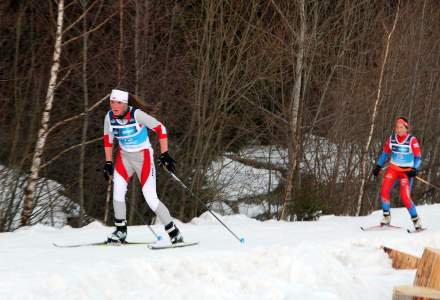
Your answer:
407;228;427;234
53;240;156;248
148;241;199;250
360;224;402;231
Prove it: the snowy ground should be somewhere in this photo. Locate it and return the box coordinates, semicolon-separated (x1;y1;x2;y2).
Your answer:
1;204;440;300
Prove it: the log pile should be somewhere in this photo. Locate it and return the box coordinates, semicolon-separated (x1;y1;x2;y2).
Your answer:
384;247;440;300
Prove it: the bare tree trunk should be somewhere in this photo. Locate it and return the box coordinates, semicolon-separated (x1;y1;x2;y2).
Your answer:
104;0;125;224
280;0;306;220
355;1;400;216
408;0;426;120
425;112;440;194
21;0;65;226
79;0;90;226
128;0;148;224
9;4;28;166
117;0;124;85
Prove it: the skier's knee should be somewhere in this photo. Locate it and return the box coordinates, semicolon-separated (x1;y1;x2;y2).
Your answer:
113;188;127;202
145;195;160;211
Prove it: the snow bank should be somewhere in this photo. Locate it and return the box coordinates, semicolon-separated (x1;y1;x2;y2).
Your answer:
1;204;439;299
0;165;79;230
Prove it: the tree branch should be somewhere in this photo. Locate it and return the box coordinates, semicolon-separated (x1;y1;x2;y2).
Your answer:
62;10;119;46
40;137;102;170
46;94;109;136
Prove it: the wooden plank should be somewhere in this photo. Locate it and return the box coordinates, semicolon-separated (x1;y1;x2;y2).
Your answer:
382;246;420;270
393;285;440;300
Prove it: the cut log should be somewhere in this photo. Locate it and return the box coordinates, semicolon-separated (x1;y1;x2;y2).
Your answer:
414;248;440;289
382;246;420;269
393;285;440;300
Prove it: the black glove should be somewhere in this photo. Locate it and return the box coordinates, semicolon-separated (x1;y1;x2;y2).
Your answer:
372;165;382;177
405;168;418;178
103;161;114;181
159;152;176;173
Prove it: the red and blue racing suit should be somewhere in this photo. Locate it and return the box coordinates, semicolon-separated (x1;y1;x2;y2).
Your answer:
376;133;422;218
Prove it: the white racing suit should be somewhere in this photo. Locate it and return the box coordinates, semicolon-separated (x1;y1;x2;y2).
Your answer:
103;106;173;225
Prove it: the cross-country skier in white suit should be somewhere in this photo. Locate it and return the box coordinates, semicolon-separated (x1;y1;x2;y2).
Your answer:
102;89;183;244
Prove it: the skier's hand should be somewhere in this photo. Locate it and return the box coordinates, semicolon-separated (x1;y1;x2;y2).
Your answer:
103;161;114;181
159;151;176;173
405;168;418;178
372;165;382;177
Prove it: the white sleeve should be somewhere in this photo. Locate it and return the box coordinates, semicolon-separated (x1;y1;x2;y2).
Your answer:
135;109;168;139
103;113;114;146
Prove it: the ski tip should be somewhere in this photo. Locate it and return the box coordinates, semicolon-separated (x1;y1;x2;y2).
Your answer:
157;235;163;241
407;228;427;233
239;237;245;244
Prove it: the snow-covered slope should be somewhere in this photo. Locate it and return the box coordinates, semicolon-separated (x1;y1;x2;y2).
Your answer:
0;166;79;230
208;139;360;219
1;204;440;299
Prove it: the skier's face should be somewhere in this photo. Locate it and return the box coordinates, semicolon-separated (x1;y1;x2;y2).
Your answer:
110;100;128;116
395;122;408;136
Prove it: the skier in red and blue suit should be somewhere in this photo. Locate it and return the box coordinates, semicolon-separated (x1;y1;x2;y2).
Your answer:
372;117;423;231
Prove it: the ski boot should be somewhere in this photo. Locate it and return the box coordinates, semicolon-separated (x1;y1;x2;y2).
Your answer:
107;219;127;244
411;216;423;231
380;212;391;226
165;221;184;244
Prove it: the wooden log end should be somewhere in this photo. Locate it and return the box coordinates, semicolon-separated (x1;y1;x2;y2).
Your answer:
393;285;440;300
414;248;440;289
381;246;420;270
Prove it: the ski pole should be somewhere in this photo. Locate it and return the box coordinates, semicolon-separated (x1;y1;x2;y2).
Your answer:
164;168;245;244
131;206;163;241
104;176;112;225
415;176;440;191
390;165;440;190
145;220;162;241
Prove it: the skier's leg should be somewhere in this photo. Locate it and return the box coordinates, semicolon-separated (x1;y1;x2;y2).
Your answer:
399;174;421;229
113;150;134;219
399;173;419;214
108;150;134;242
136;149;171;222
135;149;183;243
380;168;398;224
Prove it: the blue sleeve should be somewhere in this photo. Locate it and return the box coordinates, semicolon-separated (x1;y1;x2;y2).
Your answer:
414;156;422;170
376;151;390;167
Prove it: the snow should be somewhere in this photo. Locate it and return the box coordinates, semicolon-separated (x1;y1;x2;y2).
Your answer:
1;204;440;299
0;166;79;230
207;139;358;218
208;148;282;202
208;137;346;205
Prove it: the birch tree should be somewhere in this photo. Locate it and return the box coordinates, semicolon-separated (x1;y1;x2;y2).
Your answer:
355;1;400;216
21;0;65;226
78;0;90;226
277;0;306;220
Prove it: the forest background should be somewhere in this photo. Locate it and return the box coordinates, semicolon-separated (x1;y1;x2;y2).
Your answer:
1;0;439;231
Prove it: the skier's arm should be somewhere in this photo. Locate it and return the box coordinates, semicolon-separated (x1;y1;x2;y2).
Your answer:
135;110;168;154
376;137;391;167
411;137;422;170
104;146;113;161
103;113;114;161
